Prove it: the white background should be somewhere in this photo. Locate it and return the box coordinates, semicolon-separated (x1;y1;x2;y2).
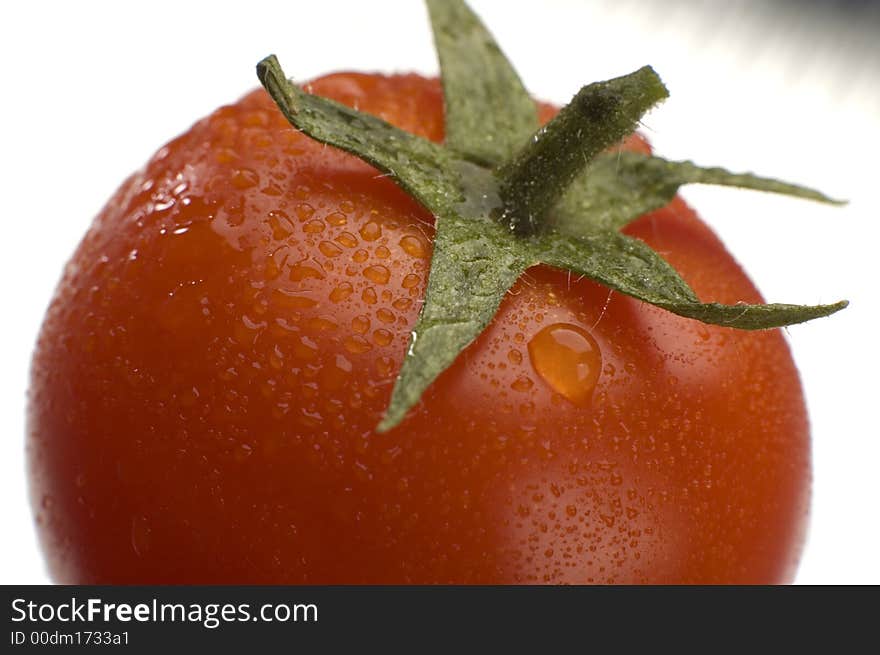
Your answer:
2;0;878;584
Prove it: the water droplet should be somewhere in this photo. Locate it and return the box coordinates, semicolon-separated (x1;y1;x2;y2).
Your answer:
214;147;238;164
264;257;281;280
266;210;292;240
326;211;347;226
344;335;372;354
319;241;343;257
295;203;315;221
231;168;259;189
399;235;427;258
372;328;393;346
510;375;534;392
401;273;421;289
363;265;391;285
375;356;394;378
303;219;325;234
359;221;382;241
289;262;324;281
335;232;358;248
272;289;317;309
329;282;353;303
376;308;395;324
527;323;601;405
153;197;175;212
351;315;371;334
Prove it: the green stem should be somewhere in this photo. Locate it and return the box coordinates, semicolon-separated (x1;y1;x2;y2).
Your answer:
498;66;668;234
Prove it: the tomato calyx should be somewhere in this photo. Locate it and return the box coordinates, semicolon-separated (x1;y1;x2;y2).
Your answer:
257;0;847;432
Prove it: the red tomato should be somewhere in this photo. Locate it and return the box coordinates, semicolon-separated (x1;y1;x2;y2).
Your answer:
28;73;808;583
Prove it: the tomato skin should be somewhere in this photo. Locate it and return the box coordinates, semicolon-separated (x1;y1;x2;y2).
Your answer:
28;73;809;584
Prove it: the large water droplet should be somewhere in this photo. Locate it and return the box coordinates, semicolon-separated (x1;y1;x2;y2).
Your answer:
527;323;601;405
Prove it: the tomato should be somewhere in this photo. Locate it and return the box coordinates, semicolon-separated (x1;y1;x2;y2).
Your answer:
28;72;808;584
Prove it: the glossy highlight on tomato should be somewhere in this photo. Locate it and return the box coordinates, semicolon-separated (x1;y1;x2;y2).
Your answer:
28;73;809;584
